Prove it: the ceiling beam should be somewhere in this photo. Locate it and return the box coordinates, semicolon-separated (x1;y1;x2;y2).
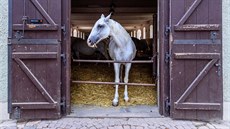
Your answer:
71;20;151;26
72;7;156;14
71;13;154;20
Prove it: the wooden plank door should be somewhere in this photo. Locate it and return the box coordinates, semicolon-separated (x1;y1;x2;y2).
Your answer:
169;0;222;120
9;0;62;119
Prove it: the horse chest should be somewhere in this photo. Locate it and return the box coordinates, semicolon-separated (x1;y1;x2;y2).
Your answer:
109;46;131;61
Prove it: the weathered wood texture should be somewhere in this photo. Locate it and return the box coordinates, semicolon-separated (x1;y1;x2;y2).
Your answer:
170;0;222;120
9;0;62;119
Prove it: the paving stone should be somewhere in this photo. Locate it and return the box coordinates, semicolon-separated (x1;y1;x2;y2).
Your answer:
94;123;103;129
24;126;36;129
135;126;144;129
175;125;185;129
89;126;97;129
206;123;215;129
198;126;209;129
16;121;27;129
182;124;196;129
0;120;17;127
25;120;41;126
113;125;123;129
108;127;116;129
123;125;131;129
1;117;230;129
192;121;206;127
211;123;230;129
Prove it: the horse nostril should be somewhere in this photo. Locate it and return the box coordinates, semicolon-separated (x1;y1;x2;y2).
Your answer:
88;39;92;43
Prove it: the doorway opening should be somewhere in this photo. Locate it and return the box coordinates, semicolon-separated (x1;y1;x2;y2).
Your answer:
69;0;160;117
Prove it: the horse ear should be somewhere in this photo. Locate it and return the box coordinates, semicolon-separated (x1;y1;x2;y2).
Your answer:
101;14;105;18
104;13;112;22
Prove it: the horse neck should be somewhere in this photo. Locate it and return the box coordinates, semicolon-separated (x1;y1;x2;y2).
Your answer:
108;20;131;48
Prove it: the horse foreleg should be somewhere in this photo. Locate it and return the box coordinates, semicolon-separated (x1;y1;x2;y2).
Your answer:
124;63;132;102
112;63;120;106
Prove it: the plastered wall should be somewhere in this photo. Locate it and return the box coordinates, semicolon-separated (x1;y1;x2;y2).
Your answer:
0;0;8;102
0;0;9;120
223;0;230;102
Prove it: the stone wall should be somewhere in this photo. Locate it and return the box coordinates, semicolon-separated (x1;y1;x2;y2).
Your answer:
0;0;9;120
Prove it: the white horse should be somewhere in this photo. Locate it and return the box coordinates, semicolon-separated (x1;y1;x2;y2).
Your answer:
87;14;136;106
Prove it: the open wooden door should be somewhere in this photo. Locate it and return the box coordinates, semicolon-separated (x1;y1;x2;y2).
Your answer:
9;0;62;119
169;0;222;120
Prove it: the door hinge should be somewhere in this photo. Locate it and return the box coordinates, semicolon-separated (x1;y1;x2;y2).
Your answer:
60;97;66;113
215;61;221;76
165;25;171;36
60;97;66;106
210;31;217;43
61;25;66;37
165;97;171;114
165;52;171;63
61;53;66;65
13;107;21;119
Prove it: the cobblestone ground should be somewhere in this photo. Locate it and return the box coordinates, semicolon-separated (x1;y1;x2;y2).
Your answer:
0;117;230;129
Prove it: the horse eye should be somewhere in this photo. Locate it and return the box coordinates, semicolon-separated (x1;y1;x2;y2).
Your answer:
97;24;104;29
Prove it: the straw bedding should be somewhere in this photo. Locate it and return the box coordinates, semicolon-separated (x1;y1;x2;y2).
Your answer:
71;62;157;107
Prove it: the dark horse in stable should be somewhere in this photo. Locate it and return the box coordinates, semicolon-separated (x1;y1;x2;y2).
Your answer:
87;14;136;106
71;37;110;65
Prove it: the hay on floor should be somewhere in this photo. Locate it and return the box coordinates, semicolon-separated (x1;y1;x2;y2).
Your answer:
71;63;157;107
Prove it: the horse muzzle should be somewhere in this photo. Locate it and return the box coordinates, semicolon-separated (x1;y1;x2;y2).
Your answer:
87;39;97;48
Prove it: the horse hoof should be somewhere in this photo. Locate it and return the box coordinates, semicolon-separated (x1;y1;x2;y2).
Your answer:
124;97;129;102
112;101;119;106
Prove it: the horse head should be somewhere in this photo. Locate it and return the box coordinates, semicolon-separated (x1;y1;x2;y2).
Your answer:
87;14;112;48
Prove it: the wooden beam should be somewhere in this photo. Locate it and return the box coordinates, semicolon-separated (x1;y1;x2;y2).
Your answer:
13;24;58;31
12;102;57;109
71;14;153;20
72;19;150;25
174;102;221;110
71;7;155;13
174;53;220;59
12;52;58;59
174;24;220;31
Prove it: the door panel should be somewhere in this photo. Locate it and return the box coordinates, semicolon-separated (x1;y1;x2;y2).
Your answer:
170;0;222;120
9;0;62;119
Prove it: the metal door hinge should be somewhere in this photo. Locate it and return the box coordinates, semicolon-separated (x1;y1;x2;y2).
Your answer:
61;25;66;37
60;98;66;106
165;25;171;36
215;62;221;76
165;97;171;114
60;97;66;113
13;107;21;119
210;31;217;43
61;53;66;65
165;52;171;63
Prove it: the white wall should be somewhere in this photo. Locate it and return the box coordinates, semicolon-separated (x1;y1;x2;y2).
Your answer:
0;0;9;120
223;0;230;121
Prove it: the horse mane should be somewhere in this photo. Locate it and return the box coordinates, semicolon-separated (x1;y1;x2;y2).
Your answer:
108;19;131;41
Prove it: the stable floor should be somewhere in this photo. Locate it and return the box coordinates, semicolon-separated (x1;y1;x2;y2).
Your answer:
71;63;157;107
69;105;161;118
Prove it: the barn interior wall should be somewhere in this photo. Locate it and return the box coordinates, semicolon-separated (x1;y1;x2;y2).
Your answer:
223;0;230;121
0;0;9;120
